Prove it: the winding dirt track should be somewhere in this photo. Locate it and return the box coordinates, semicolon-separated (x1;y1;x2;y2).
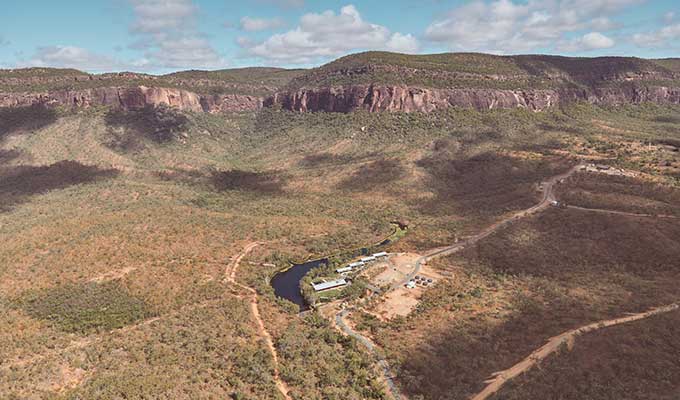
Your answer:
470;303;680;400
225;242;293;400
566;205;680;219
334;164;584;400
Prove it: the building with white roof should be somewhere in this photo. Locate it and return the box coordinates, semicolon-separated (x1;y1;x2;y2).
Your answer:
312;279;348;292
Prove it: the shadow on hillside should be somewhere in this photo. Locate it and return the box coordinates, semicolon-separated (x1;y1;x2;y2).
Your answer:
0;105;58;142
104;105;189;146
558;173;680;217
396;298;597;400
464;207;680;279
338;158;406;191
514;55;655;86
211;169;287;195
397;209;680;399
298;152;358;168
0;149;22;164
653;115;680;124
155;168;207;185
0;160;118;212
496;309;680;399
416;142;572;219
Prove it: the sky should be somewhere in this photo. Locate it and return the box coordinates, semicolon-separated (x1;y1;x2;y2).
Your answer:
0;0;678;74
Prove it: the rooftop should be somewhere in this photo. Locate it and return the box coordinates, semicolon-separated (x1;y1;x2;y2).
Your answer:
312;279;348;292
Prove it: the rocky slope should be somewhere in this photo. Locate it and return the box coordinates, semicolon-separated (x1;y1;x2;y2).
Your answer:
1;53;680;114
0;67;298;113
0;86;262;113
265;84;680;113
267;53;680;113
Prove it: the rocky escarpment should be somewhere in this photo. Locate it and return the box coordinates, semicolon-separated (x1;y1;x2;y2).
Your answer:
0;86;262;113
265;84;680;113
266;52;680;113
265;86;559;112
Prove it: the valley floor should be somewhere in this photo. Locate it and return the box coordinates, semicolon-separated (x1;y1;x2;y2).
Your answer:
1;103;680;399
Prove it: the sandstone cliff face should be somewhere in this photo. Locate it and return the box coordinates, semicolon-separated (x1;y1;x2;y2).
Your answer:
265;84;680;113
0;86;263;113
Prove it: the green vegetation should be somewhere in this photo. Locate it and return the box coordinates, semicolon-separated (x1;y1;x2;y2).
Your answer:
15;281;154;334
495;310;680;400
105;104;190;144
1;82;680;398
0;66;304;96
286;51;680;90
0;104;59;140
277;313;386;399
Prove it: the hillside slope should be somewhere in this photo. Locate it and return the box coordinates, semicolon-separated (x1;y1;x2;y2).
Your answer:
0;67;305;113
2;53;680;114
267;52;680;112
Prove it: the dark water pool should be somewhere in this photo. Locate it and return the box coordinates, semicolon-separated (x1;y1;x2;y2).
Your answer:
270;234;398;311
270;258;328;311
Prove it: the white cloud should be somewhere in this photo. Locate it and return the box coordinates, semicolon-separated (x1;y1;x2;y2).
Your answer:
557;32;615;52
19;46;125;72
243;5;419;63
386;33;420;54
128;0;226;69
633;23;680;48
240;16;286;32
130;0;197;33
255;0;304;8
425;0;639;53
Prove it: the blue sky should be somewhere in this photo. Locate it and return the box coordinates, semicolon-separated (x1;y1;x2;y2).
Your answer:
0;0;678;74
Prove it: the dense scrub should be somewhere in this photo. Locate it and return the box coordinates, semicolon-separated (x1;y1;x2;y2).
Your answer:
105;104;189;145
0;149;21;164
211;169;287;194
277;313;386;399
0;105;58;140
464;208;680;278
380;208;680;400
558;173;680;216
15;281;154;334
0;160;118;212
417;145;573;219
338;158;405;191
494;310;680;400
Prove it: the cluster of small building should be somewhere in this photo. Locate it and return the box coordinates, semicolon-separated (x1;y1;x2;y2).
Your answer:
580;163;636;177
405;275;435;289
311;252;389;293
335;252;388;275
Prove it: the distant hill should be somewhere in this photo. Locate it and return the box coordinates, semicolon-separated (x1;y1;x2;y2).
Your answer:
2;52;680;113
0;66;305;97
284;51;680;90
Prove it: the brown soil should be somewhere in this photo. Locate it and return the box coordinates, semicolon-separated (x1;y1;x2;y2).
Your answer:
225;242;293;400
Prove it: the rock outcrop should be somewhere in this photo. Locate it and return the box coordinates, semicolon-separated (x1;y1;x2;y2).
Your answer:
0;86;263;113
265;84;680;113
